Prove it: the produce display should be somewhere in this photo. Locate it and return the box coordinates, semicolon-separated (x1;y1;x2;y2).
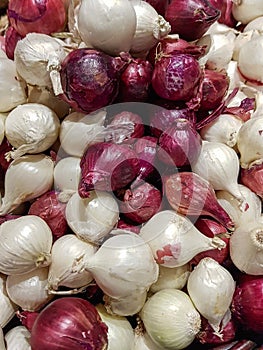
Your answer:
0;0;262;349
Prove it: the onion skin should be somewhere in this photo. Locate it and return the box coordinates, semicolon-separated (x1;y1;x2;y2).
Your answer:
30;297;108;350
197;317;236;345
59;49;124;113
4;26;22;60
108;111;144;142
152;53;202;103
191;237;229;266
240;163;263;199
116;218;141;234
195;218;228;238
144;0;169;16
231;275;263;333
7;0;67;37
164;0;220;41
17;310;39;332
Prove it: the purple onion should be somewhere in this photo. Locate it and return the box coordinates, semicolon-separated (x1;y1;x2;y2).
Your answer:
118;58;153;102
165;0;220;41
151;53;202;103
5;26;22;60
158;118;202;167
78;142;140;196
144;0;169;16
120;182;162;224
116;218;141;234
59;48;125;113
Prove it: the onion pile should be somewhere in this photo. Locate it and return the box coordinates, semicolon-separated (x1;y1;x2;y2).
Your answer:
0;0;262;349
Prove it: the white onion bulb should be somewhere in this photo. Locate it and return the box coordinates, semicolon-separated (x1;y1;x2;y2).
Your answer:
5;103;60;160
6;267;53;311
0;274;18;328
0;327;5;350
5;326;31;350
104;291;147;317
0;215;53;275
232;0;263;24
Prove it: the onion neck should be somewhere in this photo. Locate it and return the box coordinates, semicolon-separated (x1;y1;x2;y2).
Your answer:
250;228;263;250
35;253;51;268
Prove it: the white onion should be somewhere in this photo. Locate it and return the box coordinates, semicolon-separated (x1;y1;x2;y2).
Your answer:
0;274;18;328
5;326;31;350
232;0;263;24
104;291;147;317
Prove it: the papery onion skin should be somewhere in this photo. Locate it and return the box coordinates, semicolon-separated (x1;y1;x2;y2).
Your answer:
117;59;153;102
157;119;202;168
7;0;67;37
78;142;140;195
152;53;202;103
240;163;263;199
120;182;162;224
164;0;220;41
4;26;22;60
209;0;237;27
30;297;108;350
59;48;124;113
116;218;141;234
28;190;67;240
108;111;144;142
231;275;263;333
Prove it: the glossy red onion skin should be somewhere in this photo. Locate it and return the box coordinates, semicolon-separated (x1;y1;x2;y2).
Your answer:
157;119;202;167
28;190;67;240
78;142;140;195
59;49;123;113
164;0;220;41
191;237;229;265
197;317;236;345
120;182;162;224
116;218;141;234
108;111;144;142
195;218;228;238
209;0;237;28
152;53;202;102
199;69;229;111
164;172;235;230
231;275;263;333
117;59;153;103
17;310;39;332
240;163;263;199
144;0;169;16
4;26;22;60
7;0;66;37
30;297;108;350
0;137;12;172
150;107;196;138
223;97;255;123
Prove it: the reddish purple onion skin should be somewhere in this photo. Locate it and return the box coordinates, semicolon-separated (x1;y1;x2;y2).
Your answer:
4;26;22;60
78;142;140;195
150;107;196;137
144;0;169;16
28;190;67;240
164;172;235;231
120;182;162;224
191;237;229;265
199;69;230;111
157;118;202;168
195;217;228;238
117;59;153;102
240;163;263;199
152;53;202;103
17;310;39;332
108;111;144;142
231;275;263;334
7;0;66;37
0;214;21;224
59;49;123;113
116;218;141;234
30;297;108;350
197;317;236;345
164;0;220;41
0;137;13;172
209;0;237;28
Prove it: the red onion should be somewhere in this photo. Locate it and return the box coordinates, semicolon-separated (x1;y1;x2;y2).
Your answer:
197;317;236;345
157;118;202;167
199;69;230;111
195;218;228;238
152;53;203;104
150;107;196;138
119;182;162;224
144;0;169;16
107;111;144;143
28;190;67;240
0;214;21;224
164;172;235;230
30;297;108;350
191;237;229;265
231;275;263;333
0;137;12;172
78;142;140;195
7;0;67;37
223;97;255;122
164;0;220;41
17;310;39;332
147;36;207;65
59;49;127;113
240;163;263;199
116;218;141;234
117;58;153;102
4;26;22;60
209;0;237;27
229;340;258;350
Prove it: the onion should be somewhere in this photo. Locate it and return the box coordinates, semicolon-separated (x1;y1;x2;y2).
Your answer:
231;275;263;333
58;48;127;113
7;0;67;37
164;172;234;230
117;59;153;103
195;217;229;238
119;182;162;224
78;142;140;195
17;310;39;332
152;53;202;104
144;0;169;16
28;191;67;240
116;218;141;234
232;0;263;24
4;26;22;60
240;163;263;198
209;0;237;27
164;0;220;41
30;297;108;350
157;118;202;168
